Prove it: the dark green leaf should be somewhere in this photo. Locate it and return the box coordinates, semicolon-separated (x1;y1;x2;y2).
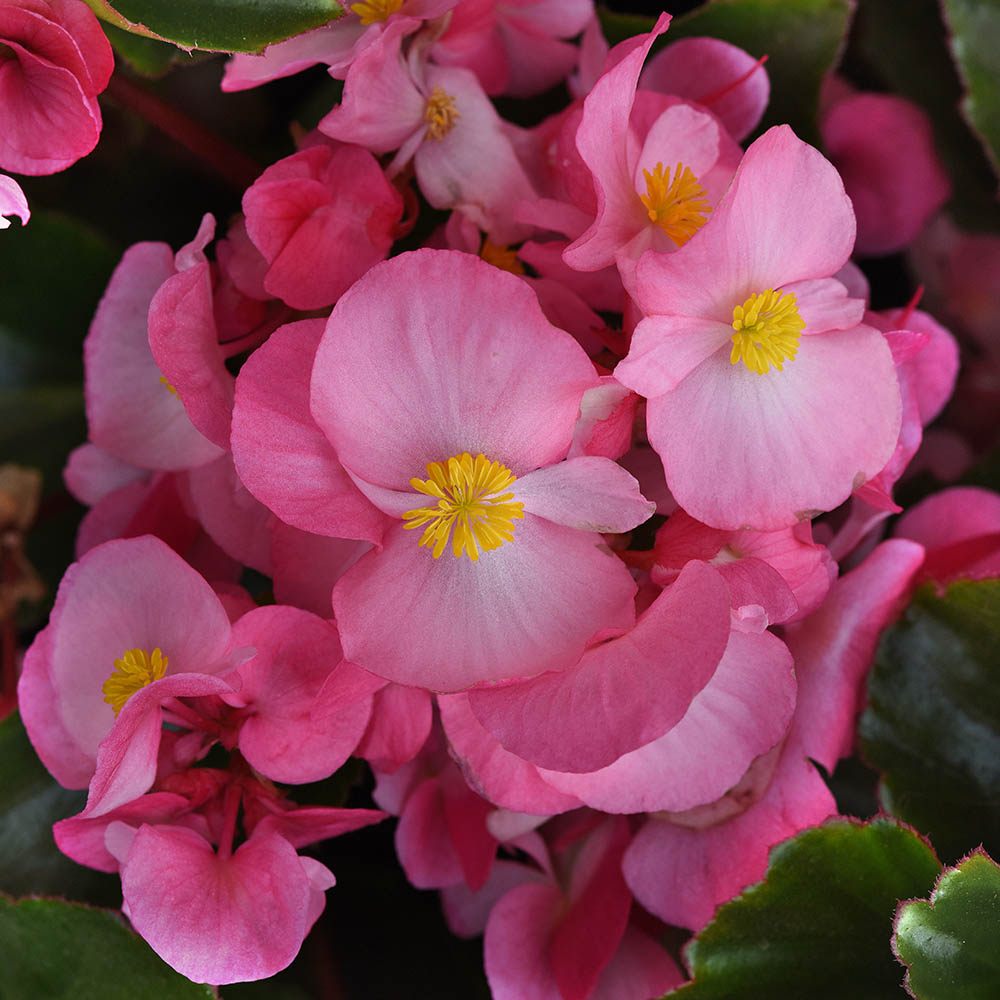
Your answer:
855;0;1000;231
941;0;1000;182
599;0;854;145
894;849;1000;1000
0;713;118;905
859;580;1000;864
103;22;194;76
85;0;345;54
0;896;215;999
665;817;941;998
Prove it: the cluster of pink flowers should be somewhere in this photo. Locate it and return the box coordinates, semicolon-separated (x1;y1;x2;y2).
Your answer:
12;0;996;993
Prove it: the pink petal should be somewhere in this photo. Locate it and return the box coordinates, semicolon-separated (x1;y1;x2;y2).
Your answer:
310;249;599;488
0;173;29;226
252;806;387;848
231;319;387;544
357;684;434;772
334;515;637;690
468;560;730;772
120;825;317;985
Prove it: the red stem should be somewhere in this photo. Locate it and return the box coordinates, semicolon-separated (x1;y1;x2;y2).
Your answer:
104;73;263;191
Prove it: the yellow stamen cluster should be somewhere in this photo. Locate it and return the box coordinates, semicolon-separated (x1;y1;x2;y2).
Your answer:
424;88;460;141
403;452;525;561
349;0;404;25
102;647;168;716
639;161;712;247
730;288;805;375
480;239;525;275
159;374;179;396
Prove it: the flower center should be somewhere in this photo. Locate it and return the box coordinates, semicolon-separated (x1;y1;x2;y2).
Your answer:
424;88;460;141
402;452;525;562
730;288;805;375
102;647;168;716
349;0;404;25
479;239;524;275
638;162;712;247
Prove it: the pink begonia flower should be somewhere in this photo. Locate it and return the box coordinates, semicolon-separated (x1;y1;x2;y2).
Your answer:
0;0;113;174
84;240;224;471
485;817;684;1000
895;487;1000;585
320;19;537;243
559;17;743;296
242;141;404;310
430;0;594;98
651;509;835;623
616;125;902;530
301;250;650;691
221;0;457;91
0;173;29;227
624;538;925;929
639;36;770;143
17;536;242;792
821;84;950;256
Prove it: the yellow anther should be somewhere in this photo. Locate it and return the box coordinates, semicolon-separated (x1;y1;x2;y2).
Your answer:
403;452;525;561
102;647;168;716
349;0;404;25
638;161;712;247
480;239;525;275
424;88;460;141
730;288;805;375
159;374;179;397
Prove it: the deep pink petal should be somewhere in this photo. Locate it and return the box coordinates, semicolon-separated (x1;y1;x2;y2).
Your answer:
468;560;730;772
357;684;434;772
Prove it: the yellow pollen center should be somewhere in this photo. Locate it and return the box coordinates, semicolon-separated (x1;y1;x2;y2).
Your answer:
730;288;805;375
479;239;525;275
349;0;403;25
102;647;168;716
159;374;179;396
639;161;712;247
402;452;525;562
424;88;460;141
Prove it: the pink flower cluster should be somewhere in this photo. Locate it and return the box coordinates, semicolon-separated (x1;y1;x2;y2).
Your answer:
17;3;987;994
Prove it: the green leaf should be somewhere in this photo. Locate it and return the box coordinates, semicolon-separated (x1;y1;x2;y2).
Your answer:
0;896;216;999
941;0;1000;180
599;0;854;145
665;817;941;998
894;849;1000;1000
855;0;1000;231
102;22;194;76
84;0;344;53
859;580;1000;864
0;713;119;905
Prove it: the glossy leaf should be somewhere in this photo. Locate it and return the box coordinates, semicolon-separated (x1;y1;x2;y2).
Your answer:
599;0;854;144
665;817;941;998
0;713;118;904
941;0;1000;179
0;896;215;999
894;849;1000;1000
102;22;194;76
859;580;1000;863
84;0;344;54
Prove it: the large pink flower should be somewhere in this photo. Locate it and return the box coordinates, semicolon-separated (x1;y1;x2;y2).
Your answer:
616;125;902;530
0;0;113;174
304;249;652;691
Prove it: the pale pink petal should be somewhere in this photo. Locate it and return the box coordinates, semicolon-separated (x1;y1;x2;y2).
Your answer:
442;858;550;938
334;515;637;690
0;173;29;226
120;825;316;985
63;443;145;506
467;560;730;772
645;324;901;530
590;924;684;1000
783;277;865;334
85;243;224;470
310;250;598;488
515;457;654;532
